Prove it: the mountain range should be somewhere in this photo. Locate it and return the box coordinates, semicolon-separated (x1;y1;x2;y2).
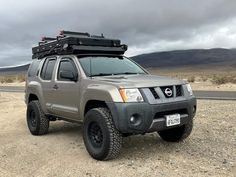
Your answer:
0;64;30;74
0;48;235;74
132;48;236;69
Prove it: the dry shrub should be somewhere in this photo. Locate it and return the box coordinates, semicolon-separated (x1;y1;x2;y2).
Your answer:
187;76;195;83
16;74;26;82
0;74;26;83
5;78;14;83
231;77;236;84
201;76;208;82
211;75;236;85
0;76;15;83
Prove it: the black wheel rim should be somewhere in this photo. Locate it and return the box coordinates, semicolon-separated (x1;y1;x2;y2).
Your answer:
88;122;103;148
29;110;37;127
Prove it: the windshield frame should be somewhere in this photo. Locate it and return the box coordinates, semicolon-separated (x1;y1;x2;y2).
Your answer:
77;54;148;77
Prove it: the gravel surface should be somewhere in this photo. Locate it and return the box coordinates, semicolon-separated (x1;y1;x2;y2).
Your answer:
0;93;235;177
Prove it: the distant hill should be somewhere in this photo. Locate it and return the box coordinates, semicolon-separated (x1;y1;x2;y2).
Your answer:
0;48;236;75
0;64;30;75
132;48;236;69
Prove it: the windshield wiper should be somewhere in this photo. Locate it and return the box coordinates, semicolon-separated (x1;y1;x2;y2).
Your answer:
113;72;143;75
90;72;145;77
90;73;113;77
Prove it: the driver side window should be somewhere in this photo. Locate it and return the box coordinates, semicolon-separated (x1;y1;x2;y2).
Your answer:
57;58;78;81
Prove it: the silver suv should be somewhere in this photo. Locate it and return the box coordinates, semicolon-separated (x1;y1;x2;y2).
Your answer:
25;31;197;160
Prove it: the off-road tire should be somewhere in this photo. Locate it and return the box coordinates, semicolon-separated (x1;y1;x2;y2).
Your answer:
26;100;49;135
158;119;193;142
83;107;122;161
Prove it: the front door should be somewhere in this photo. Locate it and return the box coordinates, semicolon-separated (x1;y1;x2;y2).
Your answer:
51;57;80;120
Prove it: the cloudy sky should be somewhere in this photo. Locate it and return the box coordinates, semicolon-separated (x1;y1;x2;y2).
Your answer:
1;0;236;67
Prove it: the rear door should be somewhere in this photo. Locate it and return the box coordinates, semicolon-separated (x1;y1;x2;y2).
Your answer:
39;57;57;114
50;57;80;120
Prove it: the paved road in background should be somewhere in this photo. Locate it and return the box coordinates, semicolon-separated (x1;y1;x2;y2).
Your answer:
0;86;236;100
193;90;236;100
0;86;25;93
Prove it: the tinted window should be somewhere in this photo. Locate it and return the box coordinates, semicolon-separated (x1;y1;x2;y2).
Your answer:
28;60;41;77
40;59;56;80
78;56;146;77
57;59;77;81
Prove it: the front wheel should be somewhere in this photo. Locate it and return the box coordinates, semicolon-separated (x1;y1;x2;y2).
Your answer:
158;120;193;142
83;107;122;160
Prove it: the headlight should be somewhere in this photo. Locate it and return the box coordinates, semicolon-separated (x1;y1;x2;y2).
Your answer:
186;83;193;96
119;88;144;102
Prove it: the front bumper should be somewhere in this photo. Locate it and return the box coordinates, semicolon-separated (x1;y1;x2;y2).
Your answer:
107;97;197;134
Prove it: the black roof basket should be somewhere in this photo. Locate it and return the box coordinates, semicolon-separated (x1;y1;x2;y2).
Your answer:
32;30;128;59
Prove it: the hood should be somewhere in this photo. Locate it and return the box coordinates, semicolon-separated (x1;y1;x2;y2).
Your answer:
93;74;186;88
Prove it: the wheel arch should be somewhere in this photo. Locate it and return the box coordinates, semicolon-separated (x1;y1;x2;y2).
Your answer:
84;100;108;116
83;99;120;131
28;93;39;103
26;91;47;115
80;86;122;118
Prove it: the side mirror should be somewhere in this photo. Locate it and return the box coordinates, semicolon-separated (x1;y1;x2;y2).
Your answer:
59;70;77;81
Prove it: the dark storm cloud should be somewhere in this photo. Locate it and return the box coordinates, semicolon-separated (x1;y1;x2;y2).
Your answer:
1;0;236;66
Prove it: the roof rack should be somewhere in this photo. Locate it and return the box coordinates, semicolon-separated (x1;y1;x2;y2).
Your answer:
32;30;128;59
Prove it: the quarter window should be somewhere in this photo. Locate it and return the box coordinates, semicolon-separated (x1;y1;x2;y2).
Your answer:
40;58;56;80
28;59;41;77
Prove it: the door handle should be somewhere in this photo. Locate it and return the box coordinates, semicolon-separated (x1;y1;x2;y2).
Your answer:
53;84;59;90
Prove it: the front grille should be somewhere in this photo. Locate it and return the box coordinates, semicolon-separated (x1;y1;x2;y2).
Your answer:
149;88;159;99
160;86;174;98
149;85;184;99
176;85;183;97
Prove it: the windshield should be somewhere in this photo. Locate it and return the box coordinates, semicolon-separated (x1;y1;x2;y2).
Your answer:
78;56;146;77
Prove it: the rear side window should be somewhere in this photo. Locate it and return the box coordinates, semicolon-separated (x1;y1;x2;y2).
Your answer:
28;60;41;77
40;58;56;80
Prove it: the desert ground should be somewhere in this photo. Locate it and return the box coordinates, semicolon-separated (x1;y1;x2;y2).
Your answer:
0;92;235;177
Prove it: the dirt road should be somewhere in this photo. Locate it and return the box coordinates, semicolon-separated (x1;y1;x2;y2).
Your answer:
0;92;235;177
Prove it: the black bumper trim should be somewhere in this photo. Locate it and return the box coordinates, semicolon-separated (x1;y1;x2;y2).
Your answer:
147;114;188;133
106;97;197;134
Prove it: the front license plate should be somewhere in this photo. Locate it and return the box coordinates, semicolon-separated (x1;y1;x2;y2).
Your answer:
166;114;180;127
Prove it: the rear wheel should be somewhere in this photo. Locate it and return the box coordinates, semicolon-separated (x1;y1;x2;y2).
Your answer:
26;100;49;135
83;107;122;160
158;120;193;142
